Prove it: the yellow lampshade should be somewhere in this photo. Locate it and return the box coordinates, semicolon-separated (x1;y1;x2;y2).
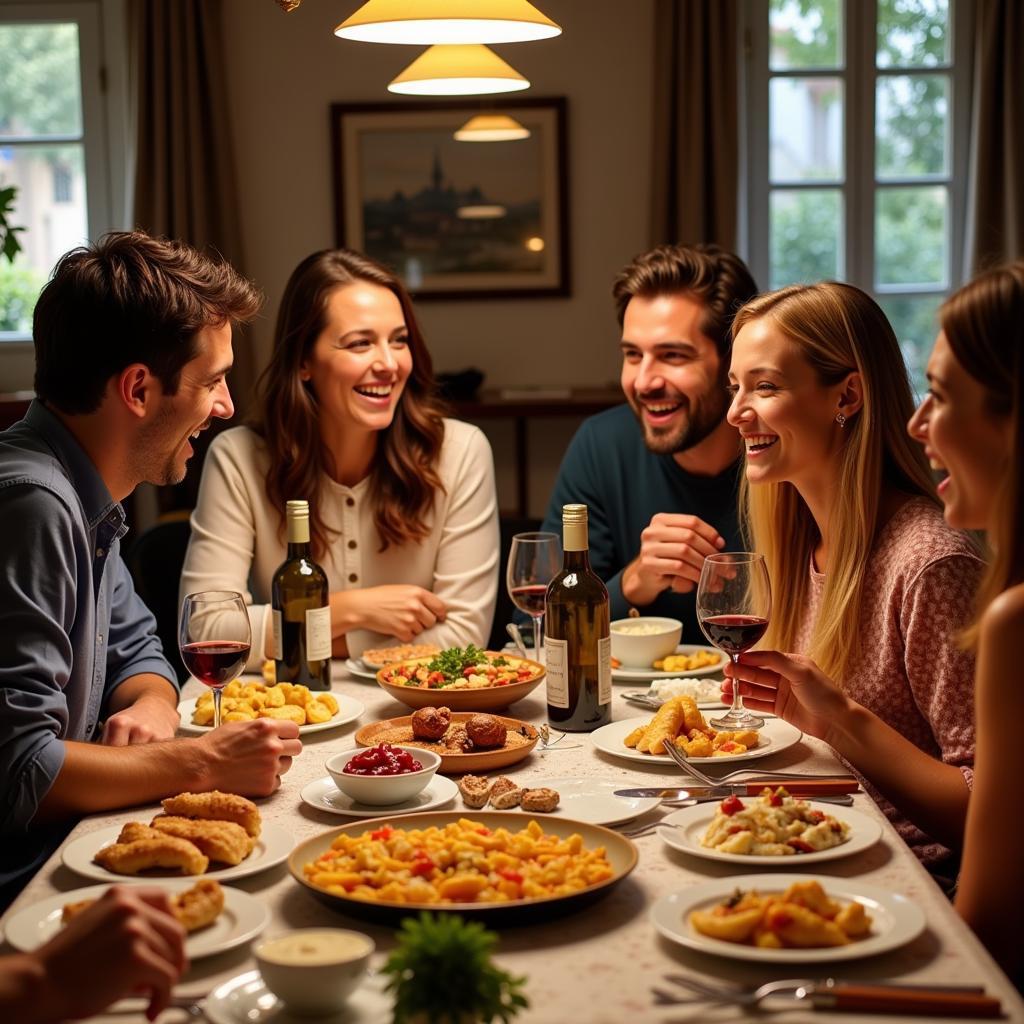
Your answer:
456;204;507;219
335;0;561;45
388;44;530;96
454;114;531;142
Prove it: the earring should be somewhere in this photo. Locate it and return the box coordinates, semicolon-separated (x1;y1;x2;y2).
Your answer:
836;412;847;428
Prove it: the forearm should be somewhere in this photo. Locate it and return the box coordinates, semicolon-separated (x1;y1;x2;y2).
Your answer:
34;738;208;821
827;703;969;847
329;590;363;637
620;556;660;607
0;953;48;1023
105;673;178;715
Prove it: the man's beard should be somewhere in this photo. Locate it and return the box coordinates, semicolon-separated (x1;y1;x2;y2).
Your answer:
629;380;730;456
134;409;190;486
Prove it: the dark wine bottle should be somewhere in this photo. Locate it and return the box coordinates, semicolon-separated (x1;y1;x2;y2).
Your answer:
271;499;331;690
544;503;611;732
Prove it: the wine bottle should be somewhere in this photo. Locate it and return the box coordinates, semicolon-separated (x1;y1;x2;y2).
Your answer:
271;500;331;690
544;503;611;732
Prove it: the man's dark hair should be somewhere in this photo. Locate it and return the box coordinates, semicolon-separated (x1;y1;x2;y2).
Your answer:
33;230;263;414
612;243;758;357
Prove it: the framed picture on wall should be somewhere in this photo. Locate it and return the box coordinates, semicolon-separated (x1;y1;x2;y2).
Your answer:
330;97;569;300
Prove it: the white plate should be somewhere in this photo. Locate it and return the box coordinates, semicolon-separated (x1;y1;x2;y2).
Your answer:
177;693;364;735
591;715;802;766
3;880;270;960
612;644;724;682
621;690;726;710
62;821;295;884
651;873;926;963
301;775;459;817
344;658;379;681
473;776;662;826
657;800;883;865
203;969;391;1024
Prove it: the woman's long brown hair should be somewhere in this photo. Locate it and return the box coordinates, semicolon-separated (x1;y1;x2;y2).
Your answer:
941;261;1024;648
250;250;446;556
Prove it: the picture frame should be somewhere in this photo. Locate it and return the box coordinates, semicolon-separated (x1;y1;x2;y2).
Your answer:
330;97;569;300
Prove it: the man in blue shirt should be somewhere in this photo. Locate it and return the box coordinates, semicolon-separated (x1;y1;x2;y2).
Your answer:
542;244;758;642
0;232;302;907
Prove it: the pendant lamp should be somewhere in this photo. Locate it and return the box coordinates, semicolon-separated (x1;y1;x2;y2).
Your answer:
388;44;529;96
336;0;561;45
454;114;531;142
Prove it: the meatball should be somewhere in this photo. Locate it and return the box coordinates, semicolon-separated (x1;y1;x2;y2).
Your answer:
465;714;507;749
411;705;451;741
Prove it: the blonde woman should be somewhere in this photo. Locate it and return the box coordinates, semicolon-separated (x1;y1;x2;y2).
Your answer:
908;263;1024;979
723;282;982;876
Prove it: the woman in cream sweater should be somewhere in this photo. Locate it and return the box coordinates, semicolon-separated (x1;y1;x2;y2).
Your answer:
181;249;499;669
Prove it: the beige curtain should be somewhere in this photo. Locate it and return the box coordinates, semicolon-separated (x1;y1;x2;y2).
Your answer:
650;0;740;249
966;0;1024;271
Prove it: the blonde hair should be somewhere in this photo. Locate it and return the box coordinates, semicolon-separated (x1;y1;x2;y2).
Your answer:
733;282;937;682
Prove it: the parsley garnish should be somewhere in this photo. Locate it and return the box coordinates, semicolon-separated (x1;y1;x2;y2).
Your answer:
426;644;489;683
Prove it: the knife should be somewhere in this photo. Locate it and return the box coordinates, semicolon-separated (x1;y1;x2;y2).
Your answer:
615;779;860;798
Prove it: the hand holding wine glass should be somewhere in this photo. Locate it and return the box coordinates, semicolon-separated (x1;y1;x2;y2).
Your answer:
179;590;251;729
506;532;561;663
697;552;771;730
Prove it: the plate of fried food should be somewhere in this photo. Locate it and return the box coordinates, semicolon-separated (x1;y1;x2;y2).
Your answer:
375;644;546;712
651;875;925;963
611;644;724;682
177;681;364;734
3;878;270;960
289;810;638;925
590;697;802;765
360;643;441;671
61;791;295;883
355;708;539;773
657;790;882;865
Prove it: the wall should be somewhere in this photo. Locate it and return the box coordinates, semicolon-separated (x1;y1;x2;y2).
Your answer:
221;0;655;515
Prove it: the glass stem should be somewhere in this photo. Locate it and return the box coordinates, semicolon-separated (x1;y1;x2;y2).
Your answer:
533;614;544;663
731;653;742;714
213;687;223;729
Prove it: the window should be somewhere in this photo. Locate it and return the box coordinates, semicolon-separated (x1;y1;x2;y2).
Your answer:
744;0;971;394
0;1;119;344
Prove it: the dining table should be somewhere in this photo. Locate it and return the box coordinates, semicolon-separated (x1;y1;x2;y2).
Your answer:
3;660;1021;1024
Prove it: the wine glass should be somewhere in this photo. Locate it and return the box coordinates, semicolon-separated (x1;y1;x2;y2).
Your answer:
179;590;252;729
506;532;561;663
696;552;771;731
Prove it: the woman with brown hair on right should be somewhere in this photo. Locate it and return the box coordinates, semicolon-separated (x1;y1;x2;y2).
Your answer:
181;249;499;667
722;281;982;880
907;262;1024;980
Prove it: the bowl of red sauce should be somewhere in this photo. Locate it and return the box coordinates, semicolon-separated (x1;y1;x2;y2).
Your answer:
325;744;441;805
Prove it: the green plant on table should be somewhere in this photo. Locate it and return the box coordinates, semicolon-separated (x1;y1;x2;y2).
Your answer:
382;912;528;1024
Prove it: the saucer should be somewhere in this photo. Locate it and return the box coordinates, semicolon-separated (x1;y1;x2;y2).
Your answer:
300;774;458;817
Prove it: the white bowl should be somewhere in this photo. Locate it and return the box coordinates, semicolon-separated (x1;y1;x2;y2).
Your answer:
255;928;374;1013
610;617;683;668
325;745;441;805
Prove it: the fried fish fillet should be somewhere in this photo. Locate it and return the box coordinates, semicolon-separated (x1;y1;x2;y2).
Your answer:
161;791;261;837
94;835;209;876
61;878;225;933
150;815;253;866
117;822;164;844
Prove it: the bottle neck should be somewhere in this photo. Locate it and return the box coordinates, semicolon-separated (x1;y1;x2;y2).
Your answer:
287;540;312;560
562;548;591;571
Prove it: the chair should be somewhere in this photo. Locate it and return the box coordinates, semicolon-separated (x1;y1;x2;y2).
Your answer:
122;514;192;682
488;515;543;650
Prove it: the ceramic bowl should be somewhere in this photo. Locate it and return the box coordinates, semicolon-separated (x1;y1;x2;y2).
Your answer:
609;617;683;668
325;745;441;805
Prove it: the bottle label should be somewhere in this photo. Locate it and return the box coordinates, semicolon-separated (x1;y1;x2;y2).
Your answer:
272;609;283;661
305;605;332;661
598;635;612;704
544;637;569;708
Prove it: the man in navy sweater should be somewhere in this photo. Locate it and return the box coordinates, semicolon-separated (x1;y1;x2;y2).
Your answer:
541;244;758;643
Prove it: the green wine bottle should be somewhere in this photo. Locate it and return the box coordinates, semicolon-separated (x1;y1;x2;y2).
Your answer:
271;500;331;690
544;503;611;732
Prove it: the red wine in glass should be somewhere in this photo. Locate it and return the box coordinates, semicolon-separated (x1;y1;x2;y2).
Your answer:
180;640;251;689
509;584;547;617
699;614;769;655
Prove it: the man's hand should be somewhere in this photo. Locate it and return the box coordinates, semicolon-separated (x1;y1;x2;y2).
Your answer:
194;718;302;796
101;694;180;746
335;585;447;643
621;513;726;606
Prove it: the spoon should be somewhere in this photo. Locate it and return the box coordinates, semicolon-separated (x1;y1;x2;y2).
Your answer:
505;622;528;657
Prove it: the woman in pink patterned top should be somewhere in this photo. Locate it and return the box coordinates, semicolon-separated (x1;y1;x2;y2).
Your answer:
723;282;982;876
908;262;1024;979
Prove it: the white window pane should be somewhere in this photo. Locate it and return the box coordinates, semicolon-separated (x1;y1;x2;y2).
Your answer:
877;293;943;399
770;189;843;288
876;74;949;178
0;23;82;137
769;0;843;70
877;0;949;68
0;145;88;332
875;186;948;288
771;77;843;182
